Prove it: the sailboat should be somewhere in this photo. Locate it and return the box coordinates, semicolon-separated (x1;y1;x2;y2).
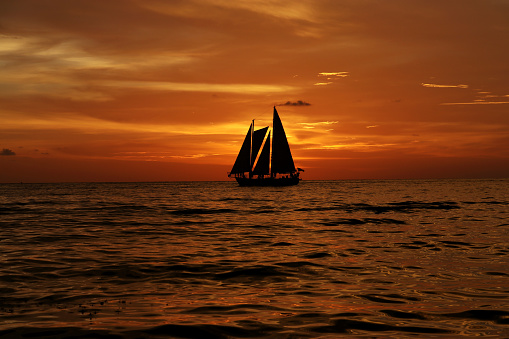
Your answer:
228;107;303;186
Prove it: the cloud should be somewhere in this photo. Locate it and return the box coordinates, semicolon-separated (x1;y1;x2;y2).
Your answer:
102;80;296;94
441;101;509;105
314;72;349;86
280;100;311;106
136;0;318;23
441;90;509;105
318;72;349;78
1;149;16;156
421;83;469;89
298;121;338;129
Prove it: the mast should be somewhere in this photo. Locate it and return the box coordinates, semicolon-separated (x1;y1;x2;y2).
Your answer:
249;120;254;177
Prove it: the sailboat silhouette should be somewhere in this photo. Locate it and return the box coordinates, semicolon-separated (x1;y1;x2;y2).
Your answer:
228;107;303;186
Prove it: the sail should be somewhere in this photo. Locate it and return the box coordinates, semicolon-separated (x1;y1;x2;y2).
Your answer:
252;131;270;175
230;125;252;174
252;127;268;166
271;107;296;174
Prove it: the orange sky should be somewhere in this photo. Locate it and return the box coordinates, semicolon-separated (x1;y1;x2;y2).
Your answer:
1;0;509;182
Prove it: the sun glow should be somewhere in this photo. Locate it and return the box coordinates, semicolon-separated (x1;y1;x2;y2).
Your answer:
1;1;508;182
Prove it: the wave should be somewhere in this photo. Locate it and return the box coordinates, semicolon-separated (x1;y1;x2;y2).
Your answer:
214;265;293;281
319;218;406;226
169;208;236;215
14;311;509;338
310;318;451;335
359;293;420;304
0;320;450;338
139;323;280;339
295;201;461;214
1;300;507;337
184;303;283;314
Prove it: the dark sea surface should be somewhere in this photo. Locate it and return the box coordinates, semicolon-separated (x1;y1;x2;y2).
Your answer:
0;179;508;338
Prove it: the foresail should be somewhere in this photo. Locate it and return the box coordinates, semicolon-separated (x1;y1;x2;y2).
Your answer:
271;107;296;174
229;126;252;174
252;131;270;175
252;127;268;166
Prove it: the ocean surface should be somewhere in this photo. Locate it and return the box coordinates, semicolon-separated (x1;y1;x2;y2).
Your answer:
0;179;508;338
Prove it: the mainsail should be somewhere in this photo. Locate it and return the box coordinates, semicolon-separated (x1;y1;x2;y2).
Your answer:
271;107;296;174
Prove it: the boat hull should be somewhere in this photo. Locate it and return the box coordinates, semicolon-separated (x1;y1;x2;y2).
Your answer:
235;176;300;187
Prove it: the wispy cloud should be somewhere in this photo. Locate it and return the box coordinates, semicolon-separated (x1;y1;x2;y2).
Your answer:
114;151;213;160
102;80;296;94
441;101;509;105
136;0;317;22
210;0;317;22
318;72;349;78
421;83;468;89
303;143;397;151
298;121;338;129
314;72;349;86
441;91;509;105
1;113;249;137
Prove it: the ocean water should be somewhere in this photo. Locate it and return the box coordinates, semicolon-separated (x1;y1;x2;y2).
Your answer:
0;179;508;338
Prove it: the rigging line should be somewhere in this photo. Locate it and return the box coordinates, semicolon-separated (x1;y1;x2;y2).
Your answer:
251;112;269;127
252;112;264;120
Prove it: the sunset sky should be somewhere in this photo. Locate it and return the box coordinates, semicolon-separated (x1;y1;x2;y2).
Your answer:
1;0;509;182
